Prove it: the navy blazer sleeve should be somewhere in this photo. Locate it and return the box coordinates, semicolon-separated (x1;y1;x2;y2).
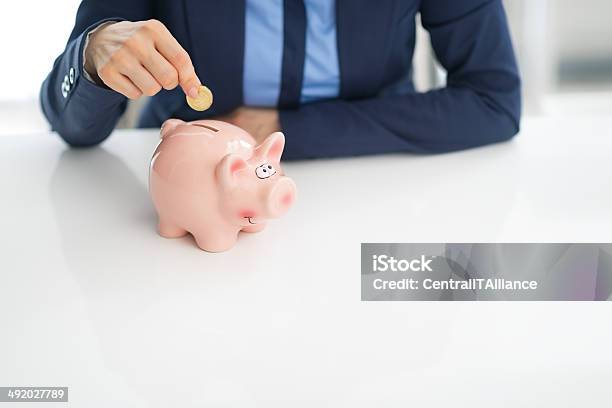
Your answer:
279;0;522;159
40;1;152;146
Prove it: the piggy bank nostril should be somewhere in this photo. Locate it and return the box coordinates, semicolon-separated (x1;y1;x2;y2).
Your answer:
281;193;293;207
267;178;296;217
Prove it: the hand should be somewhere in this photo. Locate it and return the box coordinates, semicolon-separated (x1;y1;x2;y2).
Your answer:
84;20;201;100
217;107;281;144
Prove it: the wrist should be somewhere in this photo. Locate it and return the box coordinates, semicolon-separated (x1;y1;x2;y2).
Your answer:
83;21;117;85
271;109;281;133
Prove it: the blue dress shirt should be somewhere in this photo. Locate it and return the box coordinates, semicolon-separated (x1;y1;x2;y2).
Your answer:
243;0;340;106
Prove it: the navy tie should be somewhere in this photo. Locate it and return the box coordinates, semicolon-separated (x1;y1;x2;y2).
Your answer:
278;0;307;109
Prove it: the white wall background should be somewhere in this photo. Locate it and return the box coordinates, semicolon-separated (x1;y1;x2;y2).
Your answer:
0;1;81;102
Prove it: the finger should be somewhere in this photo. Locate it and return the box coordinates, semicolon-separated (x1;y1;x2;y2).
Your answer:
117;54;162;97
100;69;142;100
140;48;179;90
176;61;200;99
145;21;201;97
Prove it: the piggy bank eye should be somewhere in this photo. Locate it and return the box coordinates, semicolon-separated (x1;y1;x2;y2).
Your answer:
255;163;276;179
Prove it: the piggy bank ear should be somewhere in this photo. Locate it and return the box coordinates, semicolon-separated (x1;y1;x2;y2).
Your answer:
216;154;248;189
160;119;185;138
254;132;285;163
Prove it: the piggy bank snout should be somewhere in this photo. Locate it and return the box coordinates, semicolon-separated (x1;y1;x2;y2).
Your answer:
266;177;296;218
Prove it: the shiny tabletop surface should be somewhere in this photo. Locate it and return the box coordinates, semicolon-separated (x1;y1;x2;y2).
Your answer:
1;116;612;407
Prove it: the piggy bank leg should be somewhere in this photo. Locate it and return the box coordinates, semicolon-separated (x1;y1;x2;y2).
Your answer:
241;222;266;233
158;219;187;238
192;230;239;252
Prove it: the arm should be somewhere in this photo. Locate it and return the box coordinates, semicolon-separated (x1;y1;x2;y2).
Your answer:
279;0;521;160
40;1;152;146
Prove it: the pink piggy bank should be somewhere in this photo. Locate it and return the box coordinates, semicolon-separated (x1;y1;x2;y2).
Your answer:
149;119;297;252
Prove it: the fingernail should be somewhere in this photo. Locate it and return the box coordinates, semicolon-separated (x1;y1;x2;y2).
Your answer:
188;87;199;98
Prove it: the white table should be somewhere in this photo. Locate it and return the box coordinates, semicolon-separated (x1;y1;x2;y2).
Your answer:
1;116;612;407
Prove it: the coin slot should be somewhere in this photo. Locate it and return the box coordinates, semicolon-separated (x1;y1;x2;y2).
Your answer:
192;123;219;132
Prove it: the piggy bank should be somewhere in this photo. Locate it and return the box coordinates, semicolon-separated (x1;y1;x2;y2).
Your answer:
149;119;296;252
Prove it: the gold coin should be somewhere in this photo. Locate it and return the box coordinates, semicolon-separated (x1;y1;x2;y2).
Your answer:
186;85;213;111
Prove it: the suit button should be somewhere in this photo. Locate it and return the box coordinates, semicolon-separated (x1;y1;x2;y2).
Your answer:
61;75;71;98
69;67;76;84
